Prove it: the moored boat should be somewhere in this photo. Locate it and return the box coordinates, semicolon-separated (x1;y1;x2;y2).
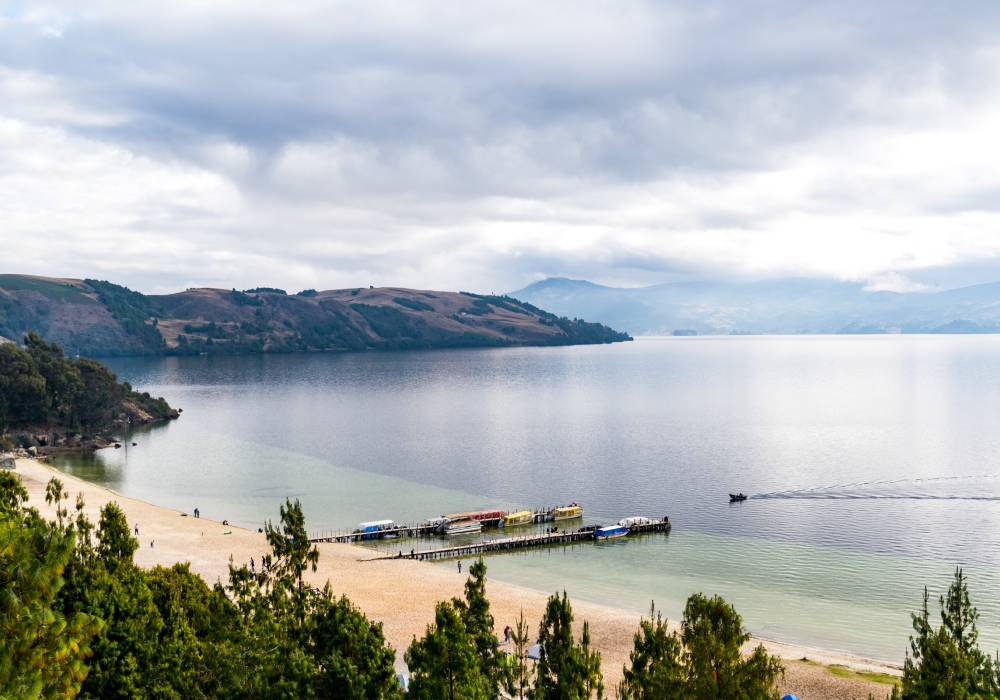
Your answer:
356;519;397;539
552;503;583;521
594;524;628;540
445;519;482;536
503;510;534;527
423;516;449;533
445;509;507;527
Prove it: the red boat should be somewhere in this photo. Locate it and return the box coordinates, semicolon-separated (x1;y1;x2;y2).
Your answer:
445;509;507;526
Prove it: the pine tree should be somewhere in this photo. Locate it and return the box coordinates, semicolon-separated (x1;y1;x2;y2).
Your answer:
901;568;998;699
0;502;101;698
506;609;534;699
453;558;502;691
405;601;493;700
681;593;783;699
532;590;603;699
618;604;686;700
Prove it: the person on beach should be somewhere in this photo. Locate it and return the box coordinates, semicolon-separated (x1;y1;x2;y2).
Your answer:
150;540;154;548
504;625;511;643
457;560;462;574
134;525;139;536
194;507;199;518
250;557;255;572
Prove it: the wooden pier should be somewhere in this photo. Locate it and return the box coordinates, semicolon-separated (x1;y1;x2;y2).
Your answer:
373;518;672;561
310;522;440;544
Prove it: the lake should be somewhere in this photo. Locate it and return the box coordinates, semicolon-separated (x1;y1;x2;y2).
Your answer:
52;335;1000;662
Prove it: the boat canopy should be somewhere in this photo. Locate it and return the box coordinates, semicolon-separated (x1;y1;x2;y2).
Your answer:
358;519;396;530
446;509;506;522
595;524;628;539
504;510;534;524
618;516;654;527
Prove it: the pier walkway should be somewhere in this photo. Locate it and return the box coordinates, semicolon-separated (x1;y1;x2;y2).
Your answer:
374;519;672;561
310;523;439;544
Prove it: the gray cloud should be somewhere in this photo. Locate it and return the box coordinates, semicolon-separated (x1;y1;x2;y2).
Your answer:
3;1;1000;294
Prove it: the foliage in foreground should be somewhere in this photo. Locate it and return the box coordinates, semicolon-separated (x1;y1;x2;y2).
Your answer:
1;474;400;700
617;595;783;700
894;567;1000;699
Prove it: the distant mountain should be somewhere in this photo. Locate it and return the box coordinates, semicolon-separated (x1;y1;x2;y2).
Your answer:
0;275;630;357
509;277;1000;335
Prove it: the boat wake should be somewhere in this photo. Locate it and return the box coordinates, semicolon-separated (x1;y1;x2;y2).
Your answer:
753;473;1000;501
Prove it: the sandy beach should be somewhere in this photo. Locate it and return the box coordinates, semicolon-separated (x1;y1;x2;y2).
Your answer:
15;458;899;699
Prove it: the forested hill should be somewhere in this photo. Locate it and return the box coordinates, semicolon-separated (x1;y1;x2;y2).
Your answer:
0;275;631;357
0;333;177;446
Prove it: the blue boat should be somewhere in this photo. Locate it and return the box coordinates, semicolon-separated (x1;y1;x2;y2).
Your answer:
594;524;628;540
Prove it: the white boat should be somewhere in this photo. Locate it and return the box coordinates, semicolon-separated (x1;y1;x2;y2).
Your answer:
618;516;656;527
445;519;482;536
357;519;397;539
424;516;449;532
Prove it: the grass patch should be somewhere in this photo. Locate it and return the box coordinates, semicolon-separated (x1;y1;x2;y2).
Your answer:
796;658;900;686
828;665;900;686
0;275;95;303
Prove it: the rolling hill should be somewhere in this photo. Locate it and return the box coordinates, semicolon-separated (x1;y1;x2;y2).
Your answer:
510;277;1000;336
0;275;631;357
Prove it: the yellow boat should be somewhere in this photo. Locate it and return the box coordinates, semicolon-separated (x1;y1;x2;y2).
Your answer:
553;504;583;520
504;510;534;527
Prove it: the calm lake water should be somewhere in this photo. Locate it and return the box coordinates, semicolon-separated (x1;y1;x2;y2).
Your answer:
52;336;1000;661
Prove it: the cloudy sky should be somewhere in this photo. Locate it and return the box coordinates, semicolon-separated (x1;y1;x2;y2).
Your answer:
2;1;1000;294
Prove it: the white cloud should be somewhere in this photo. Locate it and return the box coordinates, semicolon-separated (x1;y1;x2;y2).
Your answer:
2;2;1000;293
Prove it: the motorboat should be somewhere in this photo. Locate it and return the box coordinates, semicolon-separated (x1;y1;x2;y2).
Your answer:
445;519;482;536
445;509;507;527
729;493;748;502
552;503;583;521
594;524;629;540
503;510;534;527
356;519;397;539
423;516;449;533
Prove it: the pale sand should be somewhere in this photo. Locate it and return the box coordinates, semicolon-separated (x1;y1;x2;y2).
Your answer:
15;458;899;699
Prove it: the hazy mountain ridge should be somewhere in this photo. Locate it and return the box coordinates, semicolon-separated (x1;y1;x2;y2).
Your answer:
510;277;1000;335
0;275;630;357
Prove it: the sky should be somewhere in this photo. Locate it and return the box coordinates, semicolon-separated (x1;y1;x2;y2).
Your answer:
2;1;1000;295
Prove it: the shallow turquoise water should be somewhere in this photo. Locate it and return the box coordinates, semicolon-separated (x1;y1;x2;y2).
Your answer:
52;336;1000;661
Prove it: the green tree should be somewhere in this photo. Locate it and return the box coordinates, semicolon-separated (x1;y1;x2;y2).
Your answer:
0;342;48;429
95;502;137;571
532;590;604;699
618;605;686;700
59;503;164;700
680;593;783;700
72;359;124;435
405;601;493;700
309;587;402;699
0;471;28;516
900;568;999;699
506;609;534;699
453;558;502;691
264;498;319;626
24;332;83;424
0;499;101;698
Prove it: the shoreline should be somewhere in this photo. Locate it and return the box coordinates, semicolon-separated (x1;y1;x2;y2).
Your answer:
14;458;899;698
